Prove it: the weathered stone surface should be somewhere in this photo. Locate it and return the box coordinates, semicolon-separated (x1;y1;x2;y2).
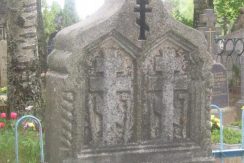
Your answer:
45;0;214;162
0;1;8;87
232;8;244;32
0;0;7;41
0;40;7;86
218;30;244;80
223;22;244;106
0;0;7;16
193;0;214;28
211;63;229;108
198;9;221;56
238;54;244;106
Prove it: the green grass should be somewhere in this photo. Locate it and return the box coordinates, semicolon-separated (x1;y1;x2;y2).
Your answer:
0;120;243;162
0;128;41;163
211;127;242;144
231;121;242;128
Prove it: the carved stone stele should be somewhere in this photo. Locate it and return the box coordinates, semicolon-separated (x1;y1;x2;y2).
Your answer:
45;0;214;162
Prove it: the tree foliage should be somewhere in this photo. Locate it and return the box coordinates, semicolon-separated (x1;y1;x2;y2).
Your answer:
173;9;193;27
168;0;244;33
169;0;194;27
214;0;244;35
42;0;62;41
62;0;79;27
42;0;80;42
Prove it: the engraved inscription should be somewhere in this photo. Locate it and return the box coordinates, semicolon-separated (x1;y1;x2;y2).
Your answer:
213;72;227;96
211;63;228;108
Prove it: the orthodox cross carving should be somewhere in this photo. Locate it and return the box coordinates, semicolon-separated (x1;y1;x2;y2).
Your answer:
134;0;152;40
86;48;135;146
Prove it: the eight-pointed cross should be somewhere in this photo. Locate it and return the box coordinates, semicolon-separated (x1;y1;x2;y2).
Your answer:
134;0;152;40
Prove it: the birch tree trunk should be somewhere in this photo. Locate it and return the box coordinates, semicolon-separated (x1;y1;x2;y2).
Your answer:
7;0;42;114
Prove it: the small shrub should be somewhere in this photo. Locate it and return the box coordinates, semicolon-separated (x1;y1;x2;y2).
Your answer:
0;86;7;94
211;115;220;130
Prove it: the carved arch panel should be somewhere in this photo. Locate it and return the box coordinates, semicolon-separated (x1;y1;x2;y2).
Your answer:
83;35;197;147
141;41;191;143
85;38;136;146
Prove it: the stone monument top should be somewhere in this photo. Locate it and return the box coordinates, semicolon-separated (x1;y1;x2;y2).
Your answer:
54;0;209;52
46;0;214;163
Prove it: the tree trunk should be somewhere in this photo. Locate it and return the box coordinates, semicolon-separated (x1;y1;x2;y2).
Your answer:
7;0;42;114
37;0;47;73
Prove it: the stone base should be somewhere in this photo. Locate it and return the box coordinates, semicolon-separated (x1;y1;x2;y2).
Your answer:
64;142;214;163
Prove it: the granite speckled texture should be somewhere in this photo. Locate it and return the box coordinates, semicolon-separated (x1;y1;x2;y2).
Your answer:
45;0;214;162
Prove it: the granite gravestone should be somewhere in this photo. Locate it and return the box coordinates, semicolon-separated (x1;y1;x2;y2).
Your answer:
45;0;214;162
198;9;229;108
211;63;229;107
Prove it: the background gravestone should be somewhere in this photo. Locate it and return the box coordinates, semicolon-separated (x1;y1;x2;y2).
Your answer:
193;0;214;28
197;9;230;109
223;8;244;106
45;0;214;163
0;40;7;87
211;63;229;108
198;9;221;56
0;0;7;87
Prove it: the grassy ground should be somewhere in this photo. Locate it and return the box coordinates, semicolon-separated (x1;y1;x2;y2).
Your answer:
211;127;242;144
0;129;41;163
0;119;242;162
231;121;242;128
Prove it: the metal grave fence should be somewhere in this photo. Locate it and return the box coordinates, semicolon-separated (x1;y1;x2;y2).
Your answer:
211;104;244;163
14;115;44;163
